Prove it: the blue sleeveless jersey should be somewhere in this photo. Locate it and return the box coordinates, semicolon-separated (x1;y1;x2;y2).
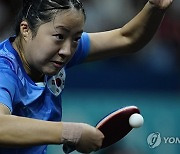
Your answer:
0;32;90;154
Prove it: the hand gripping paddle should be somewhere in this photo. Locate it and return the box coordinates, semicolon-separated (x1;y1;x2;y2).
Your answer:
63;106;143;153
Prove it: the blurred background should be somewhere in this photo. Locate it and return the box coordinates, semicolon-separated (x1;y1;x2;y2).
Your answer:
1;0;179;153
47;0;180;153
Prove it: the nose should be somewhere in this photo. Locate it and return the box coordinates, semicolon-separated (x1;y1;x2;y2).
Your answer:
58;41;72;58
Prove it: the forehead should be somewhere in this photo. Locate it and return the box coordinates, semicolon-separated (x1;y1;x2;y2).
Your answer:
53;8;85;32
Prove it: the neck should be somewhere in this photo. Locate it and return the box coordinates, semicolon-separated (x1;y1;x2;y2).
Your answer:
12;37;44;82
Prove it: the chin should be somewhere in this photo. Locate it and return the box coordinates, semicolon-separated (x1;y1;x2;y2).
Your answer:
42;65;62;76
44;69;60;76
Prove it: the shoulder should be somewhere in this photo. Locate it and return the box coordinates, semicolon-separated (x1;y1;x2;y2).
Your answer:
0;37;19;71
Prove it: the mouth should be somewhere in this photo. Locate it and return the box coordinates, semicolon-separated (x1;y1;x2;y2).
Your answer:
51;61;64;68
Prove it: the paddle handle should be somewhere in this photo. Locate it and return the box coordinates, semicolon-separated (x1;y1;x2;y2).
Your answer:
63;144;76;154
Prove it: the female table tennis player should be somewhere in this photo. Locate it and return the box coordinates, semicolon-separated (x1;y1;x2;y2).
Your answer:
0;0;173;153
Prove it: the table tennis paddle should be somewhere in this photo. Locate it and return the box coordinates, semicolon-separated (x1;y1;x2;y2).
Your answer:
96;105;142;148
63;105;143;153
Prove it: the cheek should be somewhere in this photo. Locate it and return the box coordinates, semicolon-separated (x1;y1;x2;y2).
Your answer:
29;39;57;62
32;49;54;65
26;47;53;68
69;49;76;59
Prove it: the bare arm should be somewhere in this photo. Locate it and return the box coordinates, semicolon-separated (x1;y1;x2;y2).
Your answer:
0;104;104;153
86;0;173;61
0;104;62;147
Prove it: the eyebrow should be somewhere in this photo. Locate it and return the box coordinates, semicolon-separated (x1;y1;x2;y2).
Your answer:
55;26;83;35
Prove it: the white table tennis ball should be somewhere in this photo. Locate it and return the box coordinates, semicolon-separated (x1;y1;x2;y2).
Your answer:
129;113;144;128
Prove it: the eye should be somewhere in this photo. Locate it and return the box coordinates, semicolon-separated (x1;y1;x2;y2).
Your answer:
73;37;81;43
53;34;64;41
71;37;81;48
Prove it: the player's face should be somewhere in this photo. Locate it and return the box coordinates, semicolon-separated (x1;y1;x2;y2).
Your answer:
24;9;85;76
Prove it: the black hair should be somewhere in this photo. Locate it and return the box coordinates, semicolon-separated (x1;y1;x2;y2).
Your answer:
15;0;86;37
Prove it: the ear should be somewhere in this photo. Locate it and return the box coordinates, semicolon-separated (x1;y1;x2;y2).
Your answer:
20;21;31;41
